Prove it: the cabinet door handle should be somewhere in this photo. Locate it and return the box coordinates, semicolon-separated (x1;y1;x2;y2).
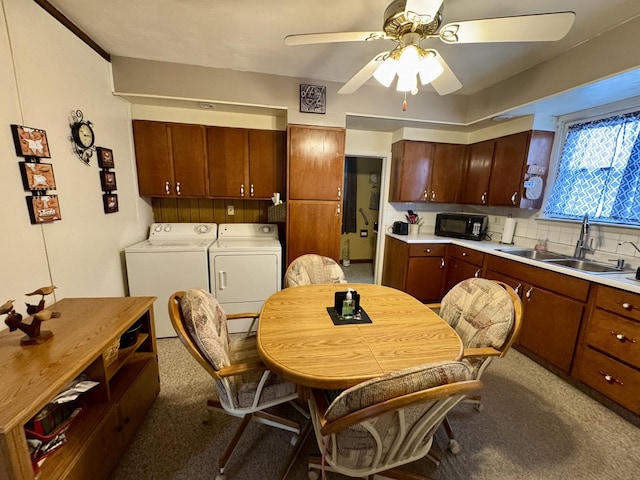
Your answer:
515;283;522;295
525;287;533;299
474;268;481;278
337;187;341;199
240;184;244;196
250;184;254;197
620;302;639;311
431;190;436;200
481;192;487;204
336;204;341;215
611;331;636;344
440;258;445;268
423;190;428;201
511;191;518;205
165;181;171;195
176;182;181;195
599;371;624;386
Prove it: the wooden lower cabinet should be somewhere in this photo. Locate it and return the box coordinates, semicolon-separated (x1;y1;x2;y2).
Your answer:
382;237;445;303
442;245;485;294
574;285;640;414
485;255;589;373
0;297;159;480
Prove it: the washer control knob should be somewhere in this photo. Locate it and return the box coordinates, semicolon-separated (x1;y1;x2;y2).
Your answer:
153;225;163;232
197;224;210;234
261;225;272;234
164;225;171;232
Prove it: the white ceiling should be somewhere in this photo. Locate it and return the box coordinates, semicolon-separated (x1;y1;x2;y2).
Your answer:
45;0;640;127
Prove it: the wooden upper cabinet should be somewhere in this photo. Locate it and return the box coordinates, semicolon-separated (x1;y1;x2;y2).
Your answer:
429;143;466;203
207;127;285;199
248;129;285;199
207;126;249;198
459;139;494;205
133;121;173;197
287;201;342;264
169;123;207;197
460;130;554;208
389;140;434;202
288;125;345;201
488;131;530;206
132;120;207;197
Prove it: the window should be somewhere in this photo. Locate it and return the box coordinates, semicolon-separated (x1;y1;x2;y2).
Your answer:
544;110;640;226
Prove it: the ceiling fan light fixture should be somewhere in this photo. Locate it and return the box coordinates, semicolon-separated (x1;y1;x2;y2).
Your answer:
396;44;421;75
396;71;418;92
418;53;444;85
373;57;397;87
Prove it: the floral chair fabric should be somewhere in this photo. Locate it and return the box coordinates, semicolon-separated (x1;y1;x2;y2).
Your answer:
284;254;347;287
438;278;515;374
179;288;296;411
310;361;476;475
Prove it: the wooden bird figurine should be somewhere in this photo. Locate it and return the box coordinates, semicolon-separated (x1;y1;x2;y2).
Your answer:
2;292;55;345
0;299;15;315
25;285;57;315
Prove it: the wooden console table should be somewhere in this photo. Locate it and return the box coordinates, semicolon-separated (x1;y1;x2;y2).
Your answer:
0;297;159;480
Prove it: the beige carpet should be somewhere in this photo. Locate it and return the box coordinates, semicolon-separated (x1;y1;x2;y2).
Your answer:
109;338;640;480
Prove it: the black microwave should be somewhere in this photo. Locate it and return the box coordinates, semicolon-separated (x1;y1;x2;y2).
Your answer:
435;213;488;241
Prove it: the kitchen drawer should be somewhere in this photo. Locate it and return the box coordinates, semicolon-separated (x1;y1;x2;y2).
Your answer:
447;245;484;266
408;244;446;257
594;285;640;322
586;309;640;369
578;347;640;415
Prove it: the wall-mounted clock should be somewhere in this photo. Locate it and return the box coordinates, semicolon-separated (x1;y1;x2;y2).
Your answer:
70;109;96;165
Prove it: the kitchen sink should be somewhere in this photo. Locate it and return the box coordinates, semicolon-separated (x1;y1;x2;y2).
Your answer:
542;258;629;274
495;247;568;261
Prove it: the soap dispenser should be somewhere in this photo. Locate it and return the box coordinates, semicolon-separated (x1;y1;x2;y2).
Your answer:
342;288;355;319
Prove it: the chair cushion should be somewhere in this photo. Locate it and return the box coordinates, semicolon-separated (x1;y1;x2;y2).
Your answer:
439;278;514;351
325;361;473;422
180;288;231;369
285;254;347;287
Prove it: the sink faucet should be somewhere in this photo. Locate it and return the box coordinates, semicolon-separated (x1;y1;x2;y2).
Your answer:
574;213;594;258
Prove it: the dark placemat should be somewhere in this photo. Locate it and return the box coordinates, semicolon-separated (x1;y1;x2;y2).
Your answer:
326;307;372;326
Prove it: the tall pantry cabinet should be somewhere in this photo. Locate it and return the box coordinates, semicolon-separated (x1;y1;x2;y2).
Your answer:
286;125;346;265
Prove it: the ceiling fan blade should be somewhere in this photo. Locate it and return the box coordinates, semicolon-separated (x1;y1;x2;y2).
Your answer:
404;0;443;23
284;31;388;46
338;53;388;94
428;51;462;95
440;11;576;44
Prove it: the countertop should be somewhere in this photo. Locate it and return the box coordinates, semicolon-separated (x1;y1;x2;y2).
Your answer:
385;232;640;295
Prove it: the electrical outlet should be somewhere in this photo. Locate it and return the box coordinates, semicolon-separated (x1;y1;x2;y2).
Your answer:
360;229;368;237
227;205;235;216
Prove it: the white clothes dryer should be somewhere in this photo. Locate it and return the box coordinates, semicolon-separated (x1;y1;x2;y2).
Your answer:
208;223;282;333
125;223;217;338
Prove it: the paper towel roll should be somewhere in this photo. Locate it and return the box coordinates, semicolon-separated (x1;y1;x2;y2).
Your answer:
501;218;516;244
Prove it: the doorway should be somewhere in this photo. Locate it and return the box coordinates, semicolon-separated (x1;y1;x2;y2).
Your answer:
341;156;383;283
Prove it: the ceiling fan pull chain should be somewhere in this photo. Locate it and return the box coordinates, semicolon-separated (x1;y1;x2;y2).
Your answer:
402;92;408;111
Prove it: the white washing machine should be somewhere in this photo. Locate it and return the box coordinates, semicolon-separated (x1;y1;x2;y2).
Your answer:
125;223;217;338
209;223;282;333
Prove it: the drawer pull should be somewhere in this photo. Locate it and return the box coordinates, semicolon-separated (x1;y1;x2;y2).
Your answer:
425;248;431;253
525;287;533;299
462;252;467;257
619;302;639;311
599;371;624;386
611;331;636;344
474;268;481;278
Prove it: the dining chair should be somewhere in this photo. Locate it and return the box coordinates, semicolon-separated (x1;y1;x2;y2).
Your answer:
306;360;482;480
432;277;523;454
168;288;304;480
284;254;347;287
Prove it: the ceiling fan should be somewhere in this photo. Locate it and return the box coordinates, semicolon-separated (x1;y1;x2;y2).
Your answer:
284;0;576;97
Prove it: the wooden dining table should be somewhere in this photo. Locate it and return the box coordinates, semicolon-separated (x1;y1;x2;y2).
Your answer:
257;283;463;390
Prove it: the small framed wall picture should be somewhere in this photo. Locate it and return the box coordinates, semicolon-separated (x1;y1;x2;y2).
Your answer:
19;162;56;191
11;125;51;158
300;84;326;114
100;171;117;191
103;193;119;214
26;195;61;224
96;147;114;169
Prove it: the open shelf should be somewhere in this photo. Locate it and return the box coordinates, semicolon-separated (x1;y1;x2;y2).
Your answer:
105;333;150;381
